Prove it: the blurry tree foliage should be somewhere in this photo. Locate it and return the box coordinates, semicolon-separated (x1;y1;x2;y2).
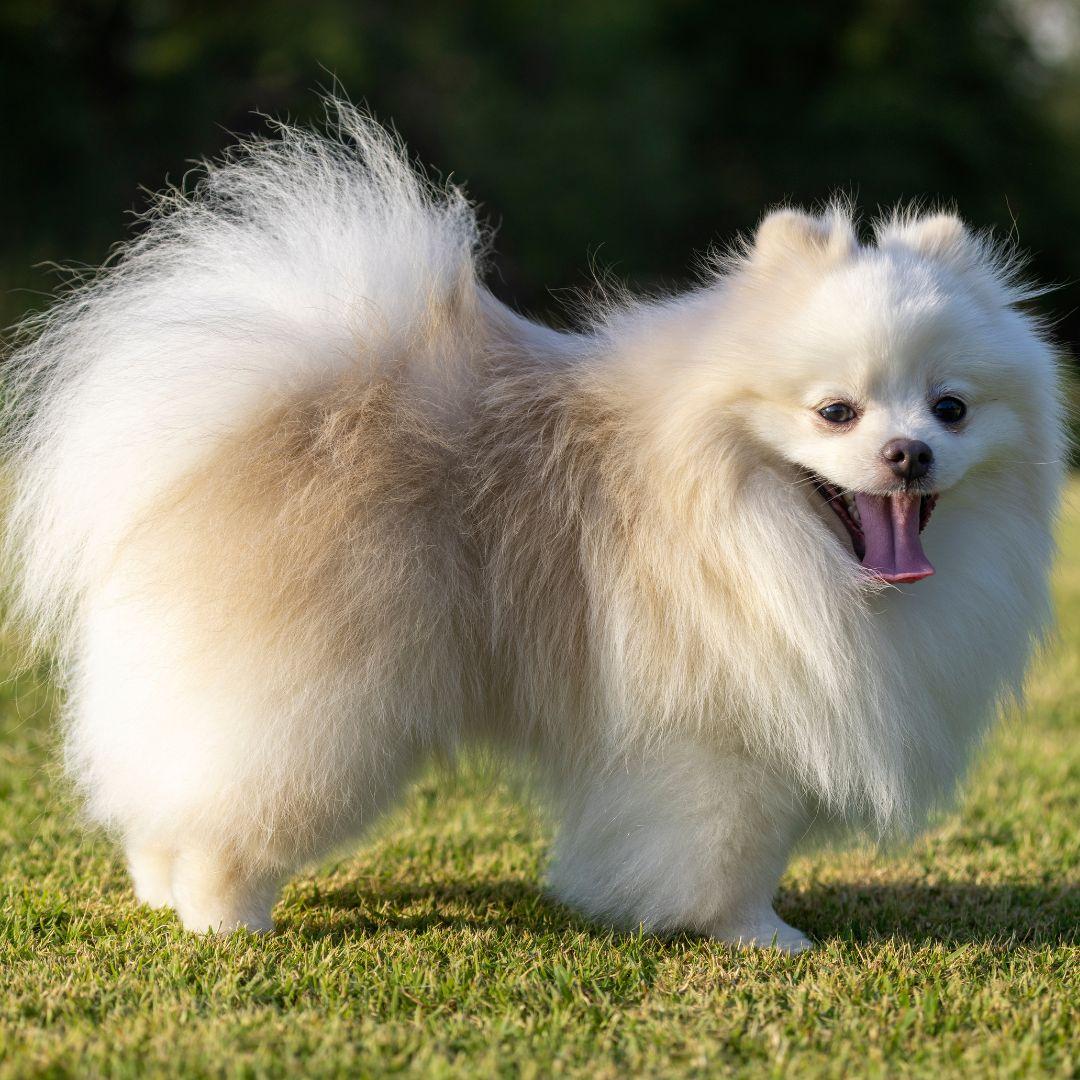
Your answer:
3;0;1080;355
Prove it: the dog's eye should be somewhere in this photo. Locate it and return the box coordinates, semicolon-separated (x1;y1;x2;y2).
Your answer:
931;396;967;424
818;402;857;424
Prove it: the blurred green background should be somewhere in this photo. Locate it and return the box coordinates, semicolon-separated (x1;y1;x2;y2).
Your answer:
4;0;1080;355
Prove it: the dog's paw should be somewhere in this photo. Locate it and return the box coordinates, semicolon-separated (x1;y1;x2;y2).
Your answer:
170;850;278;934
177;906;275;935
714;909;814;954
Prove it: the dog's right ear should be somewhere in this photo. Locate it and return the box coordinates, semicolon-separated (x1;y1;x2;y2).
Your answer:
750;208;856;269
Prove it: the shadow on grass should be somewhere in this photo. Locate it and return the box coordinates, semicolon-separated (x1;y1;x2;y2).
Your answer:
286;875;1078;949
287;877;589;939
779;880;1078;947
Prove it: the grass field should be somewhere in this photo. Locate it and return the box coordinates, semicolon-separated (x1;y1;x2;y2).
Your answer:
0;490;1076;1079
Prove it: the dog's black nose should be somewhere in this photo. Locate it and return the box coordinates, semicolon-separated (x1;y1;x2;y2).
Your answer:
881;438;933;481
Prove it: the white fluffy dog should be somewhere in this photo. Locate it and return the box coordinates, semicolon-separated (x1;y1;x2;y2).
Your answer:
4;105;1064;949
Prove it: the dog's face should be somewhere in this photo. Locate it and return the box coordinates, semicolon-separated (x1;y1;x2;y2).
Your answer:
733;209;1054;583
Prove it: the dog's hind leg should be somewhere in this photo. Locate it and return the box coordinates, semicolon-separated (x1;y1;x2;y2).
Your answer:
127;839;279;932
69;565;443;935
126;842;175;909
547;741;813;952
169;848;281;934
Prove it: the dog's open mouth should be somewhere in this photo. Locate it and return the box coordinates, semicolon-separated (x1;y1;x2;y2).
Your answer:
812;477;938;584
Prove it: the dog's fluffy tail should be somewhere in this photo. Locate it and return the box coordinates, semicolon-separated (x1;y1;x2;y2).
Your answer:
3;101;484;657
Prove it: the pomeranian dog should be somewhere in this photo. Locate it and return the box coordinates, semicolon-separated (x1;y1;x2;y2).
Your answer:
4;105;1064;950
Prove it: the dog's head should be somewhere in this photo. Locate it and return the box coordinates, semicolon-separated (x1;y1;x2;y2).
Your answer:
709;206;1062;584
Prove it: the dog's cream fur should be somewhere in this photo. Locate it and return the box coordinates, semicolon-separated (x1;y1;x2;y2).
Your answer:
4;106;1065;949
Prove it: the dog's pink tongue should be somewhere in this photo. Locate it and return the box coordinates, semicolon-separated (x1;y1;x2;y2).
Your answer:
853;492;934;584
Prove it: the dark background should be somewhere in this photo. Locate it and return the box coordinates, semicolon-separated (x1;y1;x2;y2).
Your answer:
4;0;1080;362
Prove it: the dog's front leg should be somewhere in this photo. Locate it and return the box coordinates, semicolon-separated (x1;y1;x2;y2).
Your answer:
546;741;812;952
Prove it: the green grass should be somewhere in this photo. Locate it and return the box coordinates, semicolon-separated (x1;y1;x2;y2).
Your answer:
1;492;1077;1079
